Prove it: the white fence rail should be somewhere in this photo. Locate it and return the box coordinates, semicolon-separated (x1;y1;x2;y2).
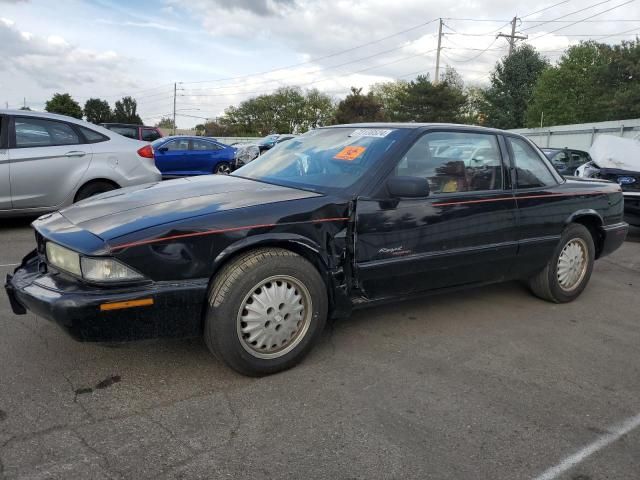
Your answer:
510;119;640;150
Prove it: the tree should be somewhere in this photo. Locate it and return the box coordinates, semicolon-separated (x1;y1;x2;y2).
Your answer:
194;124;205;136
84;98;112;124
397;74;467;123
332;87;384;124
219;87;335;136
482;44;549;129
155;117;176;130
526;39;640;126
370;80;408;121
19;106;31;111
113;96;142;124
45;93;83;119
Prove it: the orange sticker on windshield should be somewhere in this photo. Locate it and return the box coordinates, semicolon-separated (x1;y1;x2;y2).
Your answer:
334;145;366;161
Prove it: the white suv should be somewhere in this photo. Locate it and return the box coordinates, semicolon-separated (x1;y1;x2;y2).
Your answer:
0;110;161;217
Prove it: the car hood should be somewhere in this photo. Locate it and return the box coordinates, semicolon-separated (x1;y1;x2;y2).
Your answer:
58;175;321;241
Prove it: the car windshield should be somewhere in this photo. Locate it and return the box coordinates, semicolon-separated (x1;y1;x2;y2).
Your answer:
232;127;408;193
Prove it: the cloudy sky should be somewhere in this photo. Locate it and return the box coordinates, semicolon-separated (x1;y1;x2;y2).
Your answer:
1;0;639;127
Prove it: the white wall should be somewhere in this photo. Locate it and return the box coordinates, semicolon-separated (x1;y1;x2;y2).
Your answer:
510;118;640;150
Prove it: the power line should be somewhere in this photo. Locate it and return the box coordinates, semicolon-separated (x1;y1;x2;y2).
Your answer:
442;38;503;62
181;37;438;94
530;0;637;40
522;0;612;31
180;18;439;86
520;0;574;18
178;49;438;99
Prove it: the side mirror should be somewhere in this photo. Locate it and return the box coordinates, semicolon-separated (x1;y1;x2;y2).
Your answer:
157;147;168;153
387;176;430;198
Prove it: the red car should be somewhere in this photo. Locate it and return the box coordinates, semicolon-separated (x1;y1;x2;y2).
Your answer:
100;123;163;142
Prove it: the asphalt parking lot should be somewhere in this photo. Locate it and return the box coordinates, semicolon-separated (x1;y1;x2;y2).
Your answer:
1;219;639;480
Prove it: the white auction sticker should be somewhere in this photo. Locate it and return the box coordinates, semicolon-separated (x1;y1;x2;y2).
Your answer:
349;128;394;138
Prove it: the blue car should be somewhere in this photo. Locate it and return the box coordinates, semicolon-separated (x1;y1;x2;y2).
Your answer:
151;136;236;177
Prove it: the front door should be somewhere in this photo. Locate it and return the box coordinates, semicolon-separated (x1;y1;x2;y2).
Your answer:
155;138;191;176
355;129;518;299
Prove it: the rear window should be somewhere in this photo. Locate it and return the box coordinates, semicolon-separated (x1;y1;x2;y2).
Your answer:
142;128;161;141
107;126;138;139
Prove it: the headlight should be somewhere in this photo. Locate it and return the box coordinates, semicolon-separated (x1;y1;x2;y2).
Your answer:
81;257;144;282
46;242;143;282
46;242;81;276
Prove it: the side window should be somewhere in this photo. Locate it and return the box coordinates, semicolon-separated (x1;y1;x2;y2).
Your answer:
191;139;222;151
14;118;80;148
142;128;161;141
550;151;569;168
570;151;589;168
394;131;503;193
508;137;557;188
165;139;190;151
78;126;108;143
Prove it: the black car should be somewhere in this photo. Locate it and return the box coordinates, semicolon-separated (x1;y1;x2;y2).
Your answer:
100;123;163;142
541;147;592;176
5;124;628;376
256;133;296;153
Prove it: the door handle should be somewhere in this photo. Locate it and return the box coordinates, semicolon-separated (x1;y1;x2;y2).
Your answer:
65;151;86;157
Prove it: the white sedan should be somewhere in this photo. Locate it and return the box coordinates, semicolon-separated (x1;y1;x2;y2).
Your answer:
0;110;161;217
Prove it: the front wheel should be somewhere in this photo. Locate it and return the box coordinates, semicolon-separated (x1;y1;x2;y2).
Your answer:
528;223;595;303
214;162;231;175
204;248;327;376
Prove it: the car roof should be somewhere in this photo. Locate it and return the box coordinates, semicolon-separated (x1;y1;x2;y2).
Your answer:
160;136;221;142
0;109;122;137
324;122;511;135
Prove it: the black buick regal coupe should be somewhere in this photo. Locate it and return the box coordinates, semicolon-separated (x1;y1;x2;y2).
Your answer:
5;124;628;376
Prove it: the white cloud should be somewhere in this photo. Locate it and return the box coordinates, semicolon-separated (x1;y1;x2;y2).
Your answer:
0;18;135;90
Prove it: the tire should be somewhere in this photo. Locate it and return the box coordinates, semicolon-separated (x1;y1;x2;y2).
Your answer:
204;248;327;376
75;181;116;202
528;223;595;303
214;162;231;175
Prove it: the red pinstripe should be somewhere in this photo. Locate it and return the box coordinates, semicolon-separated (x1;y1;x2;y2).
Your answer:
110;217;350;251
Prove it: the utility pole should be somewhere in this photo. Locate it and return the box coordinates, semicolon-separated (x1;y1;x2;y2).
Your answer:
23;97;26;109
497;16;528;56
172;82;177;136
434;18;443;84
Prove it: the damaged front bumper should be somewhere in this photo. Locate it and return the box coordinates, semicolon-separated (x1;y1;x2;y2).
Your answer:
4;250;208;342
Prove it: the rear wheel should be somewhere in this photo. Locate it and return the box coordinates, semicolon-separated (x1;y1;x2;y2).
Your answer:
204;248;327;376
214;162;231;175
528;223;595;303
74;181;117;202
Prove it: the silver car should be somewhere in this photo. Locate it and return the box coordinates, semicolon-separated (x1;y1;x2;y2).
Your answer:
0;110;161;217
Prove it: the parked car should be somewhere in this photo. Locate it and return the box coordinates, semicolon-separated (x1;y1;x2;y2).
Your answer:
0;110;161;217
541;147;592;176
151;136;237;177
233;144;260;169
100;123;163;142
256;133;296;153
6;123;628;376
574;135;640;226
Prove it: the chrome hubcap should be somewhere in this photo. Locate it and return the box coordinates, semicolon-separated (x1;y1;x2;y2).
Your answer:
236;275;312;359
557;238;588;291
